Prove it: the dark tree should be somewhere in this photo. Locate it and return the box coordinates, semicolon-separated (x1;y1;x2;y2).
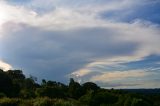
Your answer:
68;78;82;99
0;69;13;96
82;82;100;94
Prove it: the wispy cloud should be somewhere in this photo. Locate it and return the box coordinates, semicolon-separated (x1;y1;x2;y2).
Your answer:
90;69;152;82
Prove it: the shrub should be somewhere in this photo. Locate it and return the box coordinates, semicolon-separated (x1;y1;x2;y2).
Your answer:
54;99;84;106
54;99;74;106
0;93;6;98
20;89;35;99
90;91;118;106
19;99;33;106
0;98;19;106
33;97;52;106
79;90;93;105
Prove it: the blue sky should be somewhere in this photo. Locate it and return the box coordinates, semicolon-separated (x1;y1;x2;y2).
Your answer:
0;0;160;88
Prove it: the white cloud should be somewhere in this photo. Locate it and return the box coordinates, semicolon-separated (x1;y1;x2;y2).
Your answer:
1;0;158;31
70;69;92;77
0;60;12;71
90;69;153;82
0;1;37;33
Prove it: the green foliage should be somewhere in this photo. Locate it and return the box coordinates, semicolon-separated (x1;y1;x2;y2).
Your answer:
68;78;82;99
90;91;118;106
0;93;6;98
35;86;65;98
36;80;68;98
33;97;52;106
6;70;25;80
20;89;35;98
79;90;93;105
124;96;132;106
0;98;84;106
82;82;99;92
0;98;20;106
149;95;160;106
19;99;33;106
54;99;78;106
131;98;151;106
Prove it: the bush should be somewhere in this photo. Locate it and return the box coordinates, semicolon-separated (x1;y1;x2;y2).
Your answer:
79;90;93;105
131;98;151;106
90;91;118;106
54;99;73;106
0;93;6;98
19;99;33;106
20;89;35;99
33;97;52;106
0;98;19;106
55;99;83;106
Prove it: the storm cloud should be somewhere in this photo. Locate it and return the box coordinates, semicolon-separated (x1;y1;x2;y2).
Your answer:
0;0;160;88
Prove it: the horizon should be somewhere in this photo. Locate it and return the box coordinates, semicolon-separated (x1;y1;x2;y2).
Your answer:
0;0;160;89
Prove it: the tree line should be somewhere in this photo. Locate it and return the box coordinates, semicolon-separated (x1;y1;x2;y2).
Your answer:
0;69;160;106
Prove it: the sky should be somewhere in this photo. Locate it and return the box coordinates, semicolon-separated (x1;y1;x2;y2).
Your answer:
0;0;160;88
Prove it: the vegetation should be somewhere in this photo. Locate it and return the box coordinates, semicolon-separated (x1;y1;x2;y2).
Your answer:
0;69;160;106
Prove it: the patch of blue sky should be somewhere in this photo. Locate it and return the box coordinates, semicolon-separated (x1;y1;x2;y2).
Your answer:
121;55;160;71
100;2;160;24
95;55;160;74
